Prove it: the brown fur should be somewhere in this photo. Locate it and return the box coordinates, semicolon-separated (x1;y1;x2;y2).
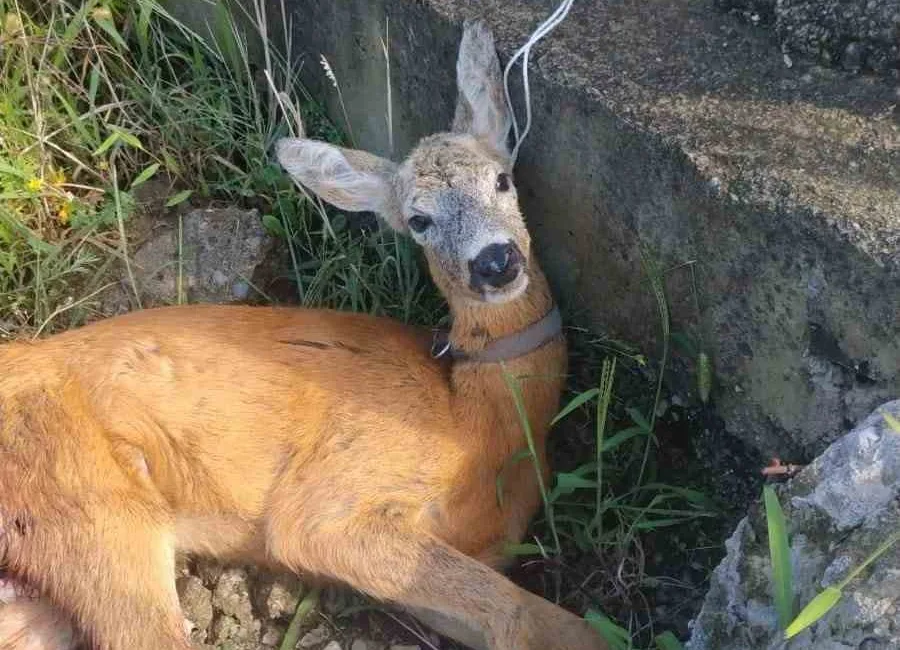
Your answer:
0;20;608;650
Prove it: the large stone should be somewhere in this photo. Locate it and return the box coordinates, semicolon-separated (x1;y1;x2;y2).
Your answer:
104;206;273;312
255;0;899;463
686;400;900;649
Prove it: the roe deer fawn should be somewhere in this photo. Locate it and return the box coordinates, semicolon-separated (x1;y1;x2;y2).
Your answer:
0;21;607;650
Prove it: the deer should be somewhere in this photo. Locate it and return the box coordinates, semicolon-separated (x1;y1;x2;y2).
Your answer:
0;21;608;650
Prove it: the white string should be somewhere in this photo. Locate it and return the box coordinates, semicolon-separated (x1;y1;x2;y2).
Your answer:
502;0;575;164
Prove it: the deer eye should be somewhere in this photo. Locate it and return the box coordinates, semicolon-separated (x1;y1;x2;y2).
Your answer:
496;173;511;192
408;214;433;234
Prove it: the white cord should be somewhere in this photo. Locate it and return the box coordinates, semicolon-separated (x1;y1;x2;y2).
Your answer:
502;0;575;164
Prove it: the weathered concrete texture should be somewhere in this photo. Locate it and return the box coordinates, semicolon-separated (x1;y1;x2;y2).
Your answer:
718;0;900;76
686;400;900;649
274;0;900;461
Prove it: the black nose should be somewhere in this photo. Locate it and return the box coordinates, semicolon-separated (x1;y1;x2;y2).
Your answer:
469;242;524;290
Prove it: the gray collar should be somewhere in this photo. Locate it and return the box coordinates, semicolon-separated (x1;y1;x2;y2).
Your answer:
431;306;563;363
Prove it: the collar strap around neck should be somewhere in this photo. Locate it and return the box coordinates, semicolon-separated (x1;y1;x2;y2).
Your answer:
431;306;563;363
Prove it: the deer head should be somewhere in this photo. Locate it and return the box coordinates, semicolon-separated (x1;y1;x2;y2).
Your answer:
276;21;531;307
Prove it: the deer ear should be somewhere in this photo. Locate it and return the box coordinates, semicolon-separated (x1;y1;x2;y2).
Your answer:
451;21;512;160
275;138;404;231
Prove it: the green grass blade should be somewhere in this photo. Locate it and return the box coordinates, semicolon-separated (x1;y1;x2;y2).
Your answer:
92;132;121;157
655;631;685;650
600;427;645;454
93;16;129;51
130;163;160;189
502;542;543;557
501;366;560;555
165;189;193;207
279;585;321;650
585;610;631;650
697;351;712;404
764;485;793;628
595;356;616;536
550;387;600;427
784;586;841;639
884;411;900;433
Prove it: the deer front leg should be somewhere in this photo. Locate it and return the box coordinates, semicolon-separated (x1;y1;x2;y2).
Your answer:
265;494;606;650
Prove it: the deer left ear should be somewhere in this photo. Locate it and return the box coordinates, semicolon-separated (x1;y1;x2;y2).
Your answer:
275;138;405;232
451;21;512;161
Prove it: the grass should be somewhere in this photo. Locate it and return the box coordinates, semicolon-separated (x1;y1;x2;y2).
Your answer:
503;278;719;647
0;0;440;337
0;1;720;648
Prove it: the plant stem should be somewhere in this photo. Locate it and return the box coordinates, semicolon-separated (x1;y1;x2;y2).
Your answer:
279;585;321;650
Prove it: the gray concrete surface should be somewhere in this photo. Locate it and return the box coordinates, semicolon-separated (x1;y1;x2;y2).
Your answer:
718;0;900;76
268;0;899;462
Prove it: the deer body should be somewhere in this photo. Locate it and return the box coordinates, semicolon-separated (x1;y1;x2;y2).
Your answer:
0;22;607;650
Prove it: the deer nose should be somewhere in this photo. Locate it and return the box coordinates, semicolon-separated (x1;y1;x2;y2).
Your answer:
469;242;523;289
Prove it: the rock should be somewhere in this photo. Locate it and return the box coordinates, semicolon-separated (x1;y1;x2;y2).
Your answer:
687;400;900;649
322;642;343;650
351;640;388;650
176;575;213;642
389;645;421;650
105;206;272;311
253;572;302;620
212;568;255;626
298;624;331;648
261;624;283;646
209;613;260;649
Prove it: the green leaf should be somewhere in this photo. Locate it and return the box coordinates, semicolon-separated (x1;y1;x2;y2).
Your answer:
165;189;193;208
634;516;711;530
52;0;100;68
585;610;631;650
697;351;712;404
549;472;597;503
131;163;161;189
655;631;685;650
112;128;144;151
626;407;651;432
93;17;129;51
136;0;154;60
88;65;101;106
92;132;120;157
601;427;645;453
550;388;600;426
764;485;794;629
262;214;286;238
502;542;542;557
884;411;900;433
785;586;842;639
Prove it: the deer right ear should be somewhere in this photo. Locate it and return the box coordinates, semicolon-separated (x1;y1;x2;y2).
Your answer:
275;138;404;232
452;21;512;160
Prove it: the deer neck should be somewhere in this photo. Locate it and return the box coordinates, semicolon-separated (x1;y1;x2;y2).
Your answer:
444;258;567;455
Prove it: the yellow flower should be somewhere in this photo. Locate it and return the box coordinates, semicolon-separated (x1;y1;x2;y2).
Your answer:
58;204;71;225
25;177;43;192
